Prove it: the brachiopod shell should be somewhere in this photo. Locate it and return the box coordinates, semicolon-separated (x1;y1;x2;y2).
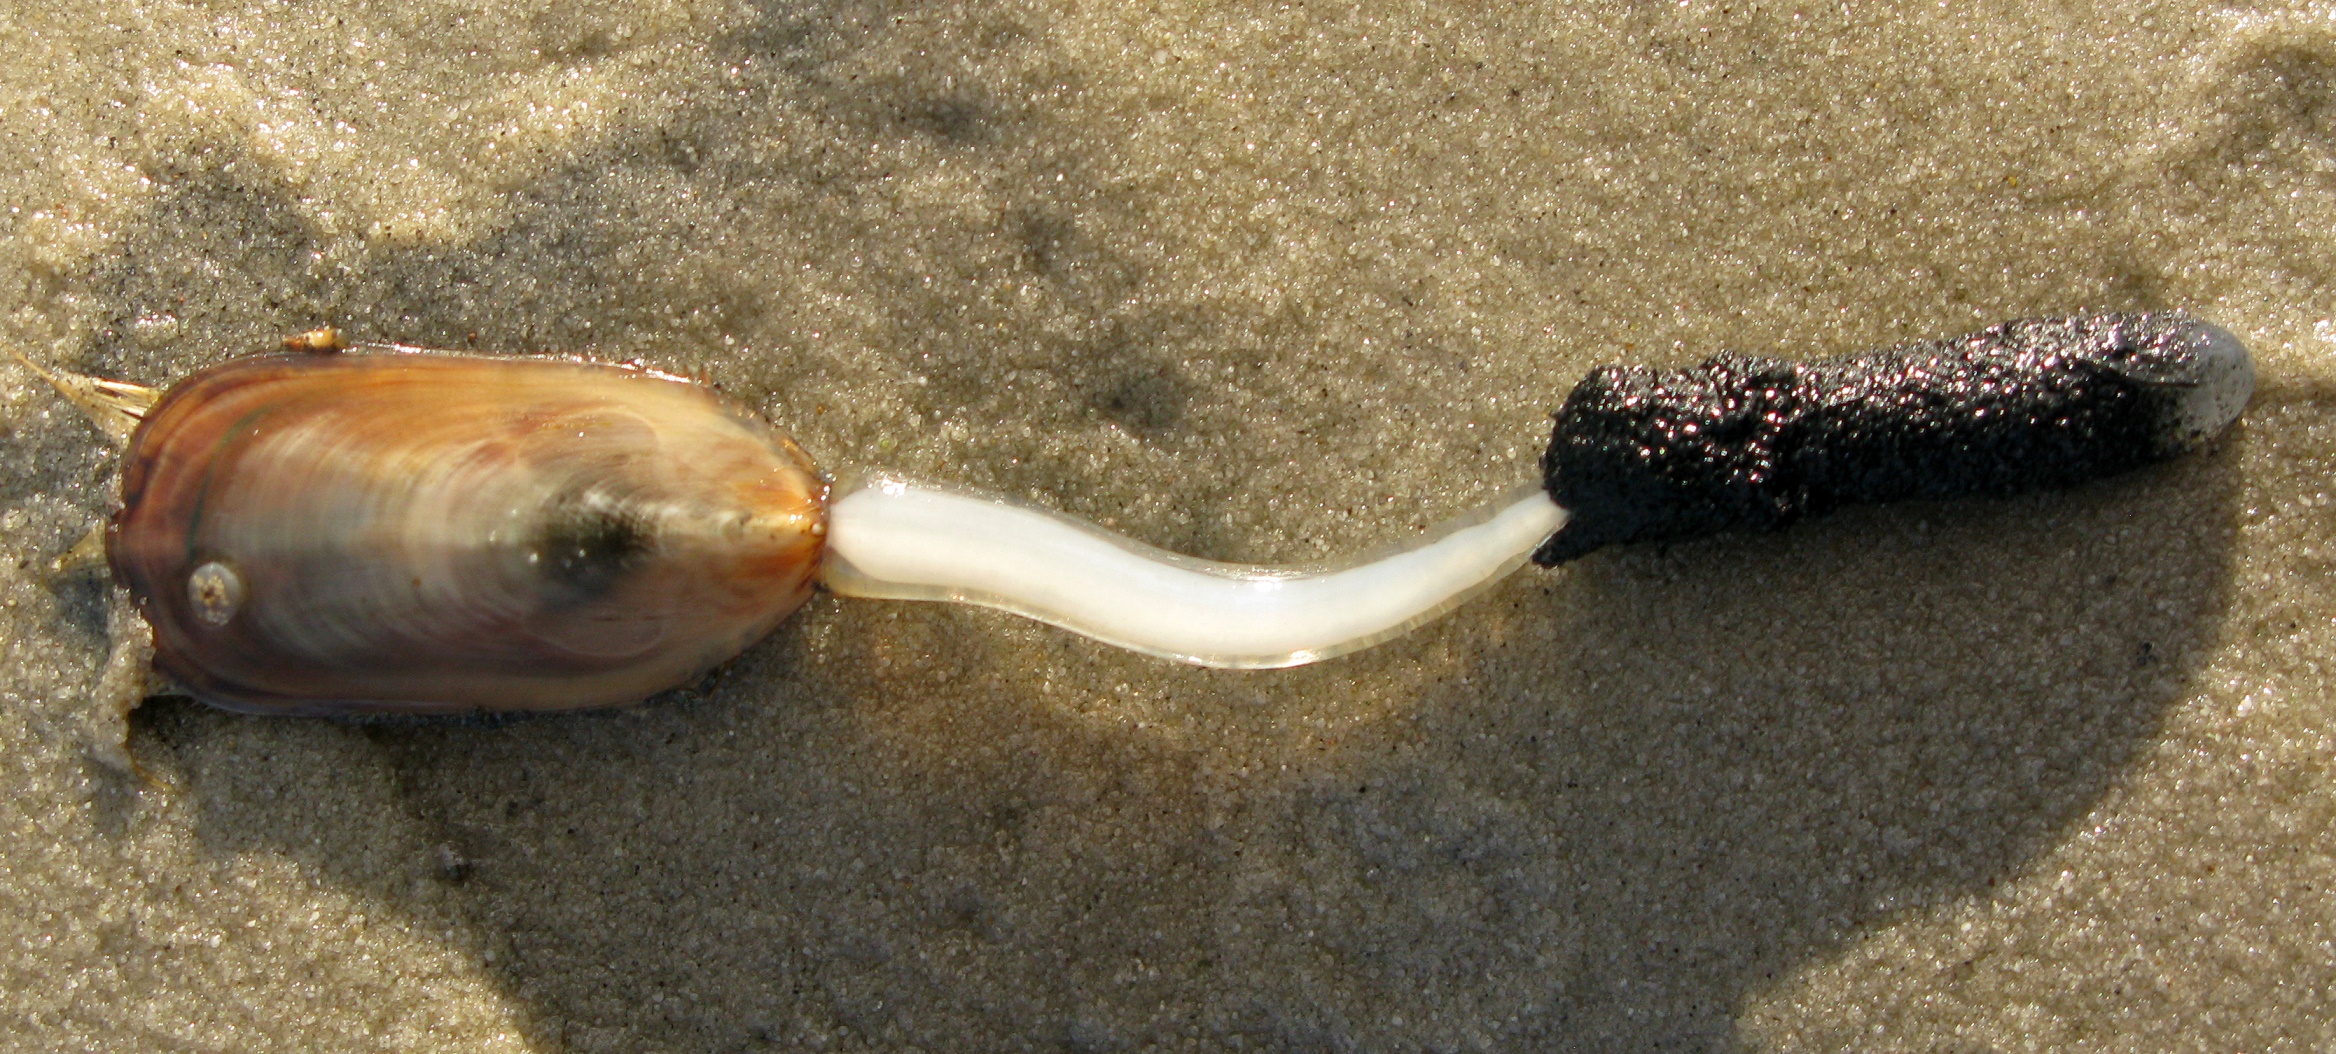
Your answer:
109;351;827;714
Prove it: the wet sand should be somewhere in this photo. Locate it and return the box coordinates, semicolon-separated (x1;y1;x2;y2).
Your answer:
3;1;2332;1049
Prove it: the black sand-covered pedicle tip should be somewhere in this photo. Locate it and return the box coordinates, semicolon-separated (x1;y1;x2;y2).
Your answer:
1532;311;2256;566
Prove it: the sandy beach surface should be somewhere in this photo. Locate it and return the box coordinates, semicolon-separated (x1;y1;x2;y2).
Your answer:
4;0;2333;1050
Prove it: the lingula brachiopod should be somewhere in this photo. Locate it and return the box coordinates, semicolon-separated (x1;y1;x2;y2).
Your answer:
12;312;2254;770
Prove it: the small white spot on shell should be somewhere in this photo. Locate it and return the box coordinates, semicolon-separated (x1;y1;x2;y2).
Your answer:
188;561;246;627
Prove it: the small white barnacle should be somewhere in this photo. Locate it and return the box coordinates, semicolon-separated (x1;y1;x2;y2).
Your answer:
186;561;245;628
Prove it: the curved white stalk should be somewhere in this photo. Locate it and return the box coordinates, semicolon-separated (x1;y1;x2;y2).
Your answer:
820;476;1567;668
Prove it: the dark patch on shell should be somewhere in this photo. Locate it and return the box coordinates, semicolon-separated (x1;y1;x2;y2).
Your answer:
531;490;656;605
